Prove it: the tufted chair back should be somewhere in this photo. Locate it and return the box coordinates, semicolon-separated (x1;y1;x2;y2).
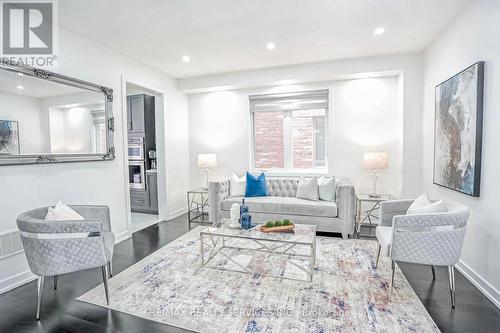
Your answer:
266;178;300;197
390;200;469;266
17;205;113;276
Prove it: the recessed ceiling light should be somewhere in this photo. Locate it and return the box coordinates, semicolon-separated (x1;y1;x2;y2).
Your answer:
16;85;24;90
373;26;385;36
266;42;276;50
18;72;24;76
182;55;191;63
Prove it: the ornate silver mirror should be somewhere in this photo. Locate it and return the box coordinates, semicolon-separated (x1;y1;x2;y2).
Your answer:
0;62;114;165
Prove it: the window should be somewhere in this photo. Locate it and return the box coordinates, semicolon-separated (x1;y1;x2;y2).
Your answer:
250;90;328;171
91;110;107;153
313;116;326;167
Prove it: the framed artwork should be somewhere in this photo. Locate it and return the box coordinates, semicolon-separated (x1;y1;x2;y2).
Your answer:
434;61;484;197
0;120;20;155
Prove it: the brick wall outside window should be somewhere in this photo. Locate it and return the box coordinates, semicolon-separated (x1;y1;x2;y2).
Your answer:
292;109;325;169
253;109;326;170
253;111;284;168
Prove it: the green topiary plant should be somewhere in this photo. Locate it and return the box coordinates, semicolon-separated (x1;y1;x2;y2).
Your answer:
282;220;291;226
265;221;274;228
273;220;283;227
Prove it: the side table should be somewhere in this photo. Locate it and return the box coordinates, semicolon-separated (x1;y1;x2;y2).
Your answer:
187;188;210;226
355;193;394;238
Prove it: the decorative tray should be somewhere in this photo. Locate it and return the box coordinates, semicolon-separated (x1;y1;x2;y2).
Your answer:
259;222;295;233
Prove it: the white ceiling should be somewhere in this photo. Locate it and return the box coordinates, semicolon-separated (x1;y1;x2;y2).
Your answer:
59;0;470;78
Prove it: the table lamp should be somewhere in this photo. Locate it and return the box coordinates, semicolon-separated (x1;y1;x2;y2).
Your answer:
363;152;388;198
198;153;218;189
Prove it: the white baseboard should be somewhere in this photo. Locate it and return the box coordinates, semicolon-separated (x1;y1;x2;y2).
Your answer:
455;259;500;309
0;270;36;294
167;207;188;221
114;230;131;244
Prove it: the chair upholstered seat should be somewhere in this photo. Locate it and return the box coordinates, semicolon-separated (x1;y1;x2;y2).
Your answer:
221;196;338;218
375;226;392;256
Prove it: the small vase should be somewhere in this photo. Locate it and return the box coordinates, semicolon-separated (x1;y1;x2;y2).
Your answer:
230;203;240;224
241;212;252;230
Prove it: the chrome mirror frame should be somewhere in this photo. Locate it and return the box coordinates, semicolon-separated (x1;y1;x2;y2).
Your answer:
0;61;115;165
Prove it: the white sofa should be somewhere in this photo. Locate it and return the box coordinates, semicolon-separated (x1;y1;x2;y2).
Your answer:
208;176;356;238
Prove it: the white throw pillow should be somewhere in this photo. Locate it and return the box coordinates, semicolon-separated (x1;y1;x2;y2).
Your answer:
296;177;319;201
406;193;431;214
318;176;335;201
407;200;447;215
45;201;84;221
229;173;246;197
407;194;447;215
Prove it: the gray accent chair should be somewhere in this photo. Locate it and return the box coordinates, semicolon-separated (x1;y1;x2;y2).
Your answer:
209;177;356;238
375;199;469;308
17;205;115;320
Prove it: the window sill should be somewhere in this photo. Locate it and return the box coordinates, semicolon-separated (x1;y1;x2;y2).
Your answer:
251;169;329;177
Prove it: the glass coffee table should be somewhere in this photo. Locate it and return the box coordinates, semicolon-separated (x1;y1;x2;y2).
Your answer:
199;219;317;282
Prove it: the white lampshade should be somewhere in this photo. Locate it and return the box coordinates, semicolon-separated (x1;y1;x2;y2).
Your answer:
363;152;389;170
197;153;218;168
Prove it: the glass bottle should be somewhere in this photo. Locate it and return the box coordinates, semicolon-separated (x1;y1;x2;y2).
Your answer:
239;198;248;224
241;212;252;230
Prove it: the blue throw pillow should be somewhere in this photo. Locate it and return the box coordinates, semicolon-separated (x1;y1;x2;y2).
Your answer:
245;172;268;197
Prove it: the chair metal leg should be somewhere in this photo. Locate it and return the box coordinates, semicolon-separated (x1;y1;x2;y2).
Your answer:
53;275;58;290
101;265;110;305
375;244;381;269
431;265;436;280
36;276;45;320
107;261;113;278
388;260;395;301
448;265;456;308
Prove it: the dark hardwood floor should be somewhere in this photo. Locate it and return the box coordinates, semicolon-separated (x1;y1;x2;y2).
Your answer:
1;215;499;333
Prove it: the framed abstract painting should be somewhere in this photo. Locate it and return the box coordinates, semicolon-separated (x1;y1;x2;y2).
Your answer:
434;61;484;197
0;120;20;155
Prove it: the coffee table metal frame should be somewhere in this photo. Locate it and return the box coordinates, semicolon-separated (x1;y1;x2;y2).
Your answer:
199;220;317;282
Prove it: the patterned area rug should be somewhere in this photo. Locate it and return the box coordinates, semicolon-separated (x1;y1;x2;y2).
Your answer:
78;227;439;333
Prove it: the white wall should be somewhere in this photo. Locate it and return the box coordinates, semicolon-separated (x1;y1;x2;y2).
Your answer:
422;0;500;307
48;107;64;152
63;107;93;153
41;91;105;153
184;54;422;197
188;90;247;186
0;90;104;155
188;76;403;197
0;27;190;293
49;106;93;153
0;91;46;154
333;77;402;195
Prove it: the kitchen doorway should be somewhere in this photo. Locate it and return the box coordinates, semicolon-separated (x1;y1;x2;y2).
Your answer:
124;81;166;233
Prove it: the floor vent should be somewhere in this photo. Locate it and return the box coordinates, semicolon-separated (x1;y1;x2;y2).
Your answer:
0;230;24;259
